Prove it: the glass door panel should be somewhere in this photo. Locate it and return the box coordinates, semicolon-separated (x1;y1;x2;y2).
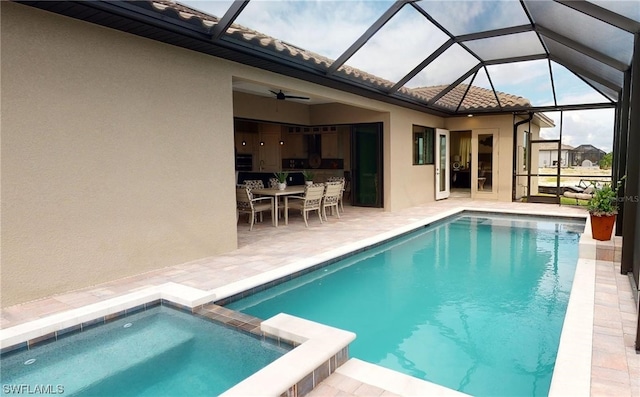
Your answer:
477;134;494;192
352;123;383;207
435;128;450;200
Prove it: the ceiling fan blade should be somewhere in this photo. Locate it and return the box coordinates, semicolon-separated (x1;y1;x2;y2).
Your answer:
284;95;310;100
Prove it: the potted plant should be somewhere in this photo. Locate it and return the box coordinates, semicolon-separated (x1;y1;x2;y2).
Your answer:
587;180;621;241
273;171;289;190
302;170;315;186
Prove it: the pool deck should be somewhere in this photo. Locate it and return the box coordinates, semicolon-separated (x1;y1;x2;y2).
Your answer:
1;199;638;396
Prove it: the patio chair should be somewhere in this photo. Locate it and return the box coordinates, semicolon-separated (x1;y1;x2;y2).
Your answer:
236;186;274;231
322;181;343;221
286;183;325;228
327;176;346;213
563;185;595;204
244;179;264;190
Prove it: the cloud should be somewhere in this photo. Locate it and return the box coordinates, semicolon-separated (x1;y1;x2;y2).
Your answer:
347;5;450;83
417;0;530;35
540;109;614;153
222;0;391;60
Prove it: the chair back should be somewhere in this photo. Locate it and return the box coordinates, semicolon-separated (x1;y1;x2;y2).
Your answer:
323;181;343;204
244;180;264;190
268;178;279;188
302;183;326;209
236;186;253;211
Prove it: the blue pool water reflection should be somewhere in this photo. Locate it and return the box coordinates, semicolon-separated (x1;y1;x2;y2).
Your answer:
1;306;287;396
227;213;584;396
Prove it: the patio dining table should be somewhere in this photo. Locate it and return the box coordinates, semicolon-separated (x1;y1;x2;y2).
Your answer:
251;185;306;227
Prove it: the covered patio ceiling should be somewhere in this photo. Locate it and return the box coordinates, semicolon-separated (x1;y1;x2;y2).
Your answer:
20;0;639;116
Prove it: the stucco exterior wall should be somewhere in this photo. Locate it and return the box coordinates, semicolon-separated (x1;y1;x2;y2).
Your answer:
234;91;311;125
387;108;443;209
1;3;237;306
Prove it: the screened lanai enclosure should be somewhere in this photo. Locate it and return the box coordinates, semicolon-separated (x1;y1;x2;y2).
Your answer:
19;0;640;350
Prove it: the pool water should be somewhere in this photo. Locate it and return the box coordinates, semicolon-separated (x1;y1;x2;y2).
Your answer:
1;306;288;396
227;213;583;396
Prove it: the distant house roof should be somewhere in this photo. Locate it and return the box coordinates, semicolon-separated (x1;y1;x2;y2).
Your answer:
538;143;574;151
572;144;606;154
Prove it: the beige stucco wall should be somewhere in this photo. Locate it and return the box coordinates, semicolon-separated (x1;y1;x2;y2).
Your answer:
234;91;311;125
1;3;238;306
387;108;443;209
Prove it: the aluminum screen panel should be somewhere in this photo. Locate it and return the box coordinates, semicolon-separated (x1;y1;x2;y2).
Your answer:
463;31;545;61
233;0;395;63
459;68;500;110
543;37;624;89
525;0;633;65
416;0;530;35
180;0;234;21
433;75;473;111
405;43;479;89
589;0;640;23
346;4;449;84
551;62;612;106
487;59;554;107
581;76;619;102
171;0;629;113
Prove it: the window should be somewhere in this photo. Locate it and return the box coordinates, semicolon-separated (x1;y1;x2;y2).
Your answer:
413;125;434;165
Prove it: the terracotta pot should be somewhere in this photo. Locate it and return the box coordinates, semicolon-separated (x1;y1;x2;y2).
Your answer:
590;213;615;241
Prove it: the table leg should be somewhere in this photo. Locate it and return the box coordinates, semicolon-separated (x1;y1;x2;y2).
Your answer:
284;196;288;225
274;196;279;227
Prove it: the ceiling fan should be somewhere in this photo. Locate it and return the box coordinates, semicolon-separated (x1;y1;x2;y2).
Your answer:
270;90;310;101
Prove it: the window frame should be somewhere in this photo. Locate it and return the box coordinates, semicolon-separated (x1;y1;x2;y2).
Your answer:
413;125;435;165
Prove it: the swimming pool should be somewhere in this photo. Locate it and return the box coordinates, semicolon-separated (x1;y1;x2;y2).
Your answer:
0;305;289;396
226;213;584;396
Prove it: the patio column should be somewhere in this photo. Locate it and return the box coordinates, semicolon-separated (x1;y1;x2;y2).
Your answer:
622;34;640;278
621;33;640;353
614;70;630;237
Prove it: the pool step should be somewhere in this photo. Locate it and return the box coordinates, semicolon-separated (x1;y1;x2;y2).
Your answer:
6;320;194;395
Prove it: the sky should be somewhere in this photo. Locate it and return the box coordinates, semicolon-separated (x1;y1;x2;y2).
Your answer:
180;0;618;152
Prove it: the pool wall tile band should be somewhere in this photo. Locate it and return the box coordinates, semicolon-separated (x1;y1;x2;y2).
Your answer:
215;210;585;307
1;301;154;356
0;341;28;356
195;304;282;343
221;313;356;397
279;348;348;397
214;213;477;307
214;222;452;307
1;299;297;357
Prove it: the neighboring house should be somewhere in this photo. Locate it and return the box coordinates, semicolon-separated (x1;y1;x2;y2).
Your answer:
0;2;555;306
537;143;574;168
570;144;607;167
